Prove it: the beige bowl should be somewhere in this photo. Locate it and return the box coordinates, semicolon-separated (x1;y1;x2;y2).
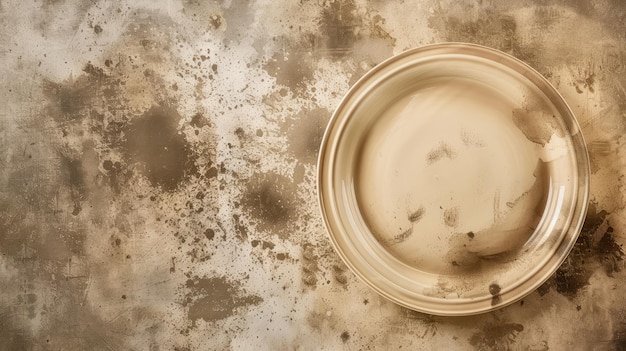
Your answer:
318;43;590;315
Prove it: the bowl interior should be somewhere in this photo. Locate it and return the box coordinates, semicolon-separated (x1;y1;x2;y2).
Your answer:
318;44;589;315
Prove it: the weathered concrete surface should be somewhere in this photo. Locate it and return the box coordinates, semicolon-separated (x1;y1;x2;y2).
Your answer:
0;0;625;349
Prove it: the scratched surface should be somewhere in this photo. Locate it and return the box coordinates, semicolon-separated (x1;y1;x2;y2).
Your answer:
0;0;625;350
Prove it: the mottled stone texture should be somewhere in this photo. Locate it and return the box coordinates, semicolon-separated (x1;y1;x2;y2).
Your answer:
0;0;625;350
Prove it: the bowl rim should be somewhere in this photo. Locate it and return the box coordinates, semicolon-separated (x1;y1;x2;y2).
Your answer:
317;42;590;316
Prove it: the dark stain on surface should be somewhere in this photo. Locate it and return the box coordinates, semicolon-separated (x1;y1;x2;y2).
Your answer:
429;10;540;68
319;0;359;56
333;265;348;286
489;283;502;306
443;207;459;227
102;160;129;193
60;155;87;215
122;105;198;192
262;241;275;250
233;214;249;241
35;0;94;38
185;276;262;323
0;195;85;259
426;142;456;165
539;201;623;298
533;6;562;29
204;228;215;240
283;108;329;164
43;292;130;350
190;112;210;129
612;320;626;351
446;246;483;274
42;65;105;122
263;51;315;96
0;320;33;351
241;172;298;238
597;227;624;277
302;243;319;288
317;0;394;60
340;331;350;342
469;322;524;351
574;73;595;94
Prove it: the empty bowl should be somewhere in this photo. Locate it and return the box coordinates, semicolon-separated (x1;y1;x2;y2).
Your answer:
317;43;590;315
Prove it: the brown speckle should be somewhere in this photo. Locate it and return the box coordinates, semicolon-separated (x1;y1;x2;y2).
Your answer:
340;331;350;342
204;228;215;240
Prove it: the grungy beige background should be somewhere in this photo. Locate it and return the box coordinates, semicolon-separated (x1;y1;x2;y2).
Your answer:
0;0;625;350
